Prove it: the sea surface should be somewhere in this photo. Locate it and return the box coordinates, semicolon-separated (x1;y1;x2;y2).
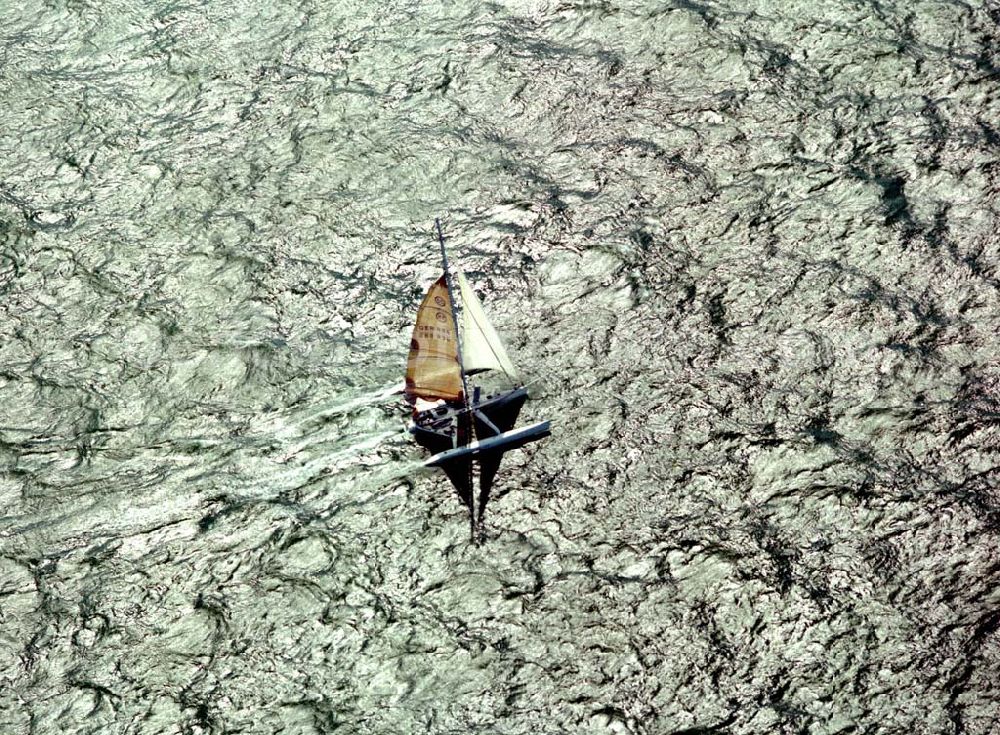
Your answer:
1;1;998;733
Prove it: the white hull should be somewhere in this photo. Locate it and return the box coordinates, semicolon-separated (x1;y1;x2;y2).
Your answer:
424;421;551;468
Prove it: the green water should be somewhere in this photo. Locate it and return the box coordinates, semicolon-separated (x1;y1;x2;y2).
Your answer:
1;1;998;733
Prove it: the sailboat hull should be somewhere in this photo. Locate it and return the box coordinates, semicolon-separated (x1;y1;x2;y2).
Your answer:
411;387;541;527
408;387;528;444
472;386;528;427
412;409;475;512
471;387;527;525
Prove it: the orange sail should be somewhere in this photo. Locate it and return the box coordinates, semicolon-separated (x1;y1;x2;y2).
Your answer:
405;275;463;402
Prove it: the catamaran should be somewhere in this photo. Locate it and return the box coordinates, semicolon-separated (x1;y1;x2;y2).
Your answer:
405;220;550;538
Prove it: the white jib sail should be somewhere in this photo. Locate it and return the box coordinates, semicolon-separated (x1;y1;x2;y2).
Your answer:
456;271;518;379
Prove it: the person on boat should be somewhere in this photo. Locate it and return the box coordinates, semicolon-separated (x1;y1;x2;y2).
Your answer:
412;397;455;434
413;397;445;413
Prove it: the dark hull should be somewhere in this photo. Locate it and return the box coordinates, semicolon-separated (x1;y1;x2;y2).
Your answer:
412;409;474;516
411;387;533;537
472;388;528;526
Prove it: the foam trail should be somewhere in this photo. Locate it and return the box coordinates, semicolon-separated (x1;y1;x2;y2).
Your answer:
261;382;407;441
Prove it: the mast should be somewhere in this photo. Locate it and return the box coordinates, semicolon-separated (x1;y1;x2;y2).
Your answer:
436;218;471;405
435;219;478;539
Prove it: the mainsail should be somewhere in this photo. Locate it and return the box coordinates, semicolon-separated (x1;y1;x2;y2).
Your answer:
456;271;517;379
404;275;463;402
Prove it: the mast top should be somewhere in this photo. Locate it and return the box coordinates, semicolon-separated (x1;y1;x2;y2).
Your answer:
435;218;449;273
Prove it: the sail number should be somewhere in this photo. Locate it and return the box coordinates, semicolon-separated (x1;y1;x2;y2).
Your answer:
416;324;453;340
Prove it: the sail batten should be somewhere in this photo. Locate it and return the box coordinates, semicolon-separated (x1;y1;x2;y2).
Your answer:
405;276;463;402
456;272;517;379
